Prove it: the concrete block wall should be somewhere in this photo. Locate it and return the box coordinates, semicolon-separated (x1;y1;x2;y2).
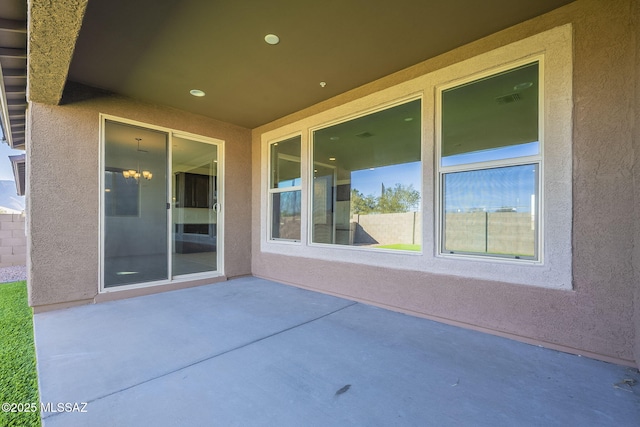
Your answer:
0;214;26;267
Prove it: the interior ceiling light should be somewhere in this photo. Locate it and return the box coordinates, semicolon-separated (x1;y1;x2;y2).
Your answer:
190;89;206;97
122;138;153;181
320;81;327;88
329;157;336;161
265;34;280;45
404;117;414;122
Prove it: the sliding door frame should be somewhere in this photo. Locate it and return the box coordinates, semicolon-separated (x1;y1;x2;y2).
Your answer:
171;131;225;282
99;114;225;293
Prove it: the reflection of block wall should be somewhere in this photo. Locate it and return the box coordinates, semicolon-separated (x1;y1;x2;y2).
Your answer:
488;212;535;256
352;212;421;246
0;214;26;267
445;212;535;256
444;212;487;253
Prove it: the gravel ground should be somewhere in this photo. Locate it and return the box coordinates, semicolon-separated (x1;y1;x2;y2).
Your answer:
0;265;27;283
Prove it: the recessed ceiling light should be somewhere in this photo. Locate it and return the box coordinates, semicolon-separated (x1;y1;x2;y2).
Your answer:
190;89;205;97
320;81;327;88
265;34;280;45
329;157;336;161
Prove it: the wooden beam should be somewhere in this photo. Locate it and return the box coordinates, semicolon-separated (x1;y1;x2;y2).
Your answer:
1;68;25;78
0;18;26;34
3;86;26;94
0;48;26;59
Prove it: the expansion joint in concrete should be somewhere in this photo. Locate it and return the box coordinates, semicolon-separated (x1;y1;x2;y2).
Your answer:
41;301;359;420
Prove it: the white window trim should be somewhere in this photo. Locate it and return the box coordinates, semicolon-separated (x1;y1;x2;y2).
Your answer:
435;56;544;263
267;135;303;244
260;24;572;289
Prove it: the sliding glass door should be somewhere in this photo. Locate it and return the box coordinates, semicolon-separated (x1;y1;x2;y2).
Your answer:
102;119;222;289
171;136;219;277
103;121;169;287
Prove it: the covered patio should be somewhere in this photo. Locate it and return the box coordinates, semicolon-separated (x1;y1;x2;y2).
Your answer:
34;277;640;426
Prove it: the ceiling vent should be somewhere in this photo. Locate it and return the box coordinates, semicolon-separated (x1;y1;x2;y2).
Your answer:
495;93;522;104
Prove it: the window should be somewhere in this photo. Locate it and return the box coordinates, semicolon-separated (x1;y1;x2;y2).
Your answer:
261;25;571;288
311;99;422;251
269;136;302;241
439;61;540;260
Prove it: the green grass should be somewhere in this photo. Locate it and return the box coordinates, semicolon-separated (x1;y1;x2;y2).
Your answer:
375;244;422;251
0;281;41;427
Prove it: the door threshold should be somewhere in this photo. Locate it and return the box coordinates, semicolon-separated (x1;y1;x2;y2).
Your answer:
96;275;227;303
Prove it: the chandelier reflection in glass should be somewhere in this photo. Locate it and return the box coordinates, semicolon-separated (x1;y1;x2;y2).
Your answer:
122;169;152;180
122;138;153;181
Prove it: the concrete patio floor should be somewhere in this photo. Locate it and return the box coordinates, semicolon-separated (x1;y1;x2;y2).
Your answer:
34;276;640;426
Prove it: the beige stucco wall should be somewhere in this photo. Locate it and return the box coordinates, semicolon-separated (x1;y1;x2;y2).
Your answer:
252;0;639;366
27;87;252;310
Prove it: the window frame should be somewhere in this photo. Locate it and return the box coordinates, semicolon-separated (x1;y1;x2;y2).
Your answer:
267;135;303;243
259;24;572;289
436;56;545;263
308;96;424;253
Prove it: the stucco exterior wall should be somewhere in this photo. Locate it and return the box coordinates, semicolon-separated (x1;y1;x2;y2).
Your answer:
252;0;639;366
28;88;252;310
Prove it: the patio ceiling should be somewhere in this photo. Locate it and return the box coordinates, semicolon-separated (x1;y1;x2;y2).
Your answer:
27;0;576;130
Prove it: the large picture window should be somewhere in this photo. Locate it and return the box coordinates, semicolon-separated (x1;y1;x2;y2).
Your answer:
261;26;571;288
439;61;540;259
269;136;302;241
312;99;422;251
